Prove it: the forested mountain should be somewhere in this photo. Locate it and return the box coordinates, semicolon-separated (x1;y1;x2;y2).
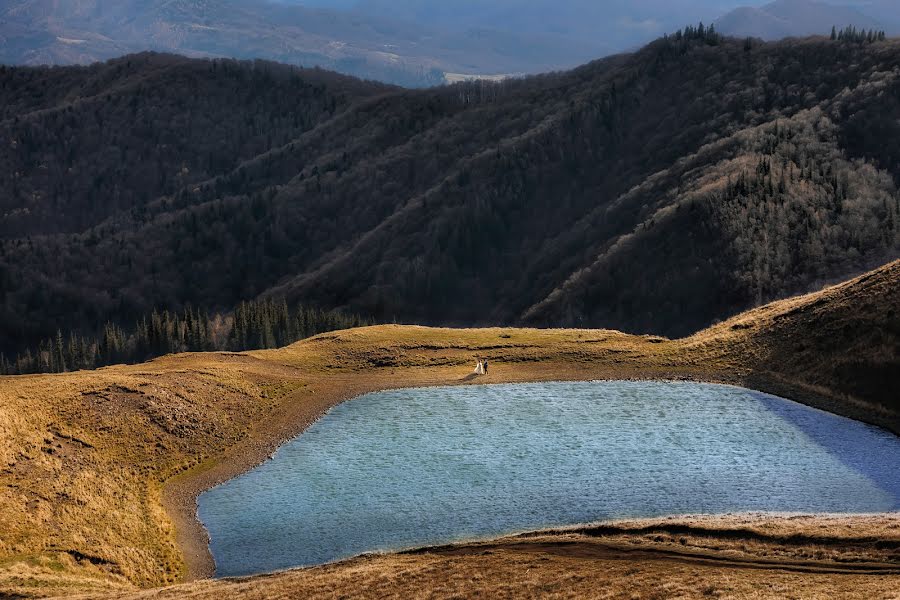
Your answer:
0;54;388;235
1;31;899;354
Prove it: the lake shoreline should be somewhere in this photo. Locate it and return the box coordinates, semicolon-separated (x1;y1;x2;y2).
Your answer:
158;509;900;599
3;263;898;596
161;352;896;583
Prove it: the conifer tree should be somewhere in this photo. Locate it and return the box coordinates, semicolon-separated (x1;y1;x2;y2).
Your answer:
55;330;66;373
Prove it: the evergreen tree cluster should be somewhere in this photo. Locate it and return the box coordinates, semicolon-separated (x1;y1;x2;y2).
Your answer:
668;22;723;47
0;300;370;375
230;299;368;351
831;26;887;43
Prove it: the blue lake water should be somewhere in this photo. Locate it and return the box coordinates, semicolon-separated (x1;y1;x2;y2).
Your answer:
198;381;900;577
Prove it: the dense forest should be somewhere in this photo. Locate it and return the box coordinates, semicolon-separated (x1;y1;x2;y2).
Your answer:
1;30;899;355
0;55;389;235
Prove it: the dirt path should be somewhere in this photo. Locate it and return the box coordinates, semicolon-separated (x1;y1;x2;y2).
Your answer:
428;540;900;575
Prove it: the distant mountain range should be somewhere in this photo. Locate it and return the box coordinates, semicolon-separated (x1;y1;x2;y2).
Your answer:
0;0;604;86
1;33;898;351
715;0;896;40
3;0;898;85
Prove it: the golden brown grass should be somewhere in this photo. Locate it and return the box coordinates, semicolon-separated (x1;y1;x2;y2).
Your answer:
0;260;897;598
71;514;900;600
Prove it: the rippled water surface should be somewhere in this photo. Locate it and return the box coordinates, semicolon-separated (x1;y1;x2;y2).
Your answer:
198;381;900;577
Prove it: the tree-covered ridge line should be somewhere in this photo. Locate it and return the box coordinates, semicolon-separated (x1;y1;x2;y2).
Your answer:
667;22;724;46
0;299;372;375
831;25;888;43
1;34;899;347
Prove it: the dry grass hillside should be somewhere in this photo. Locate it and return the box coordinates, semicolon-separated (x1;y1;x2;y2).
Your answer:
0;260;897;598
692;258;900;428
75;514;900;600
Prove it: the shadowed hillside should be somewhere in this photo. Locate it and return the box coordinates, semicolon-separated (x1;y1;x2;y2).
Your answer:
1;34;899;352
0;53;388;236
693;258;900;425
0;260;897;597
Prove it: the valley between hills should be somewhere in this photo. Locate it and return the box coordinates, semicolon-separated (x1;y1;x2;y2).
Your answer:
0;259;897;599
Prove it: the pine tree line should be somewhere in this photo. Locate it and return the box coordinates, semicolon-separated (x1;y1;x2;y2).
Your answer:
229;299;369;351
0;300;372;375
831;26;887;43
667;22;723;47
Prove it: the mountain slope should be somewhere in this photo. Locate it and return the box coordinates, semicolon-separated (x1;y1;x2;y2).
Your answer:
1;34;899;350
695;258;900;423
0;52;389;236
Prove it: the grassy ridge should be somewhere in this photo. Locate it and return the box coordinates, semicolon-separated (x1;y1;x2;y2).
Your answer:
88;514;900;600
0;260;897;597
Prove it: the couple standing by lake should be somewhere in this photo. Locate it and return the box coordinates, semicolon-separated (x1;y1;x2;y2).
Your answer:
474;358;489;375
